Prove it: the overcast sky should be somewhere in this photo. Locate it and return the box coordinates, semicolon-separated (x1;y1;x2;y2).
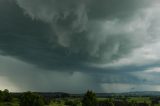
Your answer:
1;0;160;93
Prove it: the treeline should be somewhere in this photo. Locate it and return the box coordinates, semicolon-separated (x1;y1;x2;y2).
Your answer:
0;89;45;106
0;89;160;106
82;91;150;106
97;99;149;106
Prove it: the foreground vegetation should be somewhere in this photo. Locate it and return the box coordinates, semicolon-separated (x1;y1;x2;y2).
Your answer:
1;89;160;106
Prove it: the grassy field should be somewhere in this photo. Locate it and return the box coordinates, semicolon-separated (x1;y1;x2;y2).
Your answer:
0;102;19;106
0;98;19;106
1;97;160;106
127;97;151;103
48;97;160;106
49;102;64;106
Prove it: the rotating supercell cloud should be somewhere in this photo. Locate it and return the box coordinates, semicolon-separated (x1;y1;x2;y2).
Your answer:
0;0;160;93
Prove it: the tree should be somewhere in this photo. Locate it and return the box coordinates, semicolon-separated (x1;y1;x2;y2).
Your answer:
82;90;97;106
0;90;3;102
20;91;44;106
104;99;115;106
0;89;12;102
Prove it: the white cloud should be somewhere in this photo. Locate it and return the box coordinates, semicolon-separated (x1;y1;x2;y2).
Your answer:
145;67;160;73
106;42;160;67
86;2;160;68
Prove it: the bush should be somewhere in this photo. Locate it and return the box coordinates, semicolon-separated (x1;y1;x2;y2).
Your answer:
65;99;81;106
65;100;75;106
0;89;12;102
82;90;97;106
20;91;44;106
3;89;12;102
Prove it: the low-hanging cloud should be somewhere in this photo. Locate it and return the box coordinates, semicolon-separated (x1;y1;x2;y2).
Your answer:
12;0;158;68
1;0;160;92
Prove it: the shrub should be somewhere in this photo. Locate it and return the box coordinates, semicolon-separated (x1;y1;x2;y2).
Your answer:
20;91;44;106
82;90;97;106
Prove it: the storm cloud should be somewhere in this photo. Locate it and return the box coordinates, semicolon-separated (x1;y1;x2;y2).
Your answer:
1;0;155;68
0;0;160;92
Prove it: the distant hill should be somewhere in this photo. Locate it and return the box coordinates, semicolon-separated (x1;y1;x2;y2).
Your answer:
96;91;160;97
11;91;160;99
121;91;160;96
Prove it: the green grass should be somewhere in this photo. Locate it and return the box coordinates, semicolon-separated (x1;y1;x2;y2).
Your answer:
1;97;160;106
0;102;19;106
127;97;151;103
49;100;65;106
0;98;19;106
97;98;108;101
48;98;82;106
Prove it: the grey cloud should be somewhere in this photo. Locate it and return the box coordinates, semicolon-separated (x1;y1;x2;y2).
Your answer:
88;0;151;20
1;0;160;92
11;0;153;68
0;55;102;93
0;0;159;71
0;55;154;93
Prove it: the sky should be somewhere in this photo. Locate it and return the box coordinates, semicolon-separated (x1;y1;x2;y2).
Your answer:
1;0;160;93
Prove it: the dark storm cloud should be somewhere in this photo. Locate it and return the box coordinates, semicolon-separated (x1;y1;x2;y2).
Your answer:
0;0;154;71
88;0;150;20
1;0;160;92
0;0;89;70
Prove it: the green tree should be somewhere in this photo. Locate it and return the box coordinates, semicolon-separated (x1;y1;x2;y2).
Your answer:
3;89;12;102
20;91;44;106
0;90;3;102
104;99;115;106
82;90;97;106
